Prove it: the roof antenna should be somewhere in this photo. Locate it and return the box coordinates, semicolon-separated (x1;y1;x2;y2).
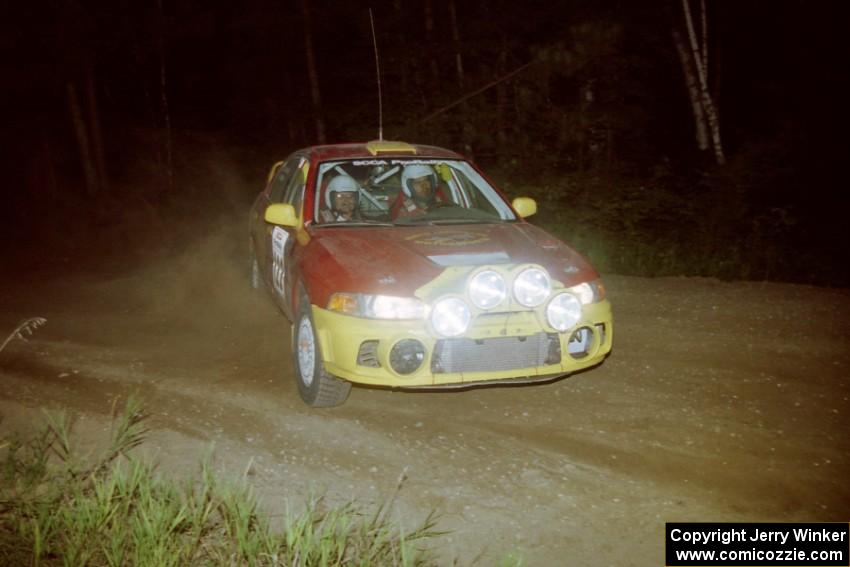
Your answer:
369;8;383;141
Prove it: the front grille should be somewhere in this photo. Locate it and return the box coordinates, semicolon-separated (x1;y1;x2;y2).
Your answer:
431;333;560;374
357;340;380;367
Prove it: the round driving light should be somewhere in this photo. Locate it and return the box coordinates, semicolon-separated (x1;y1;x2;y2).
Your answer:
430;297;471;337
468;270;507;309
389;339;426;375
546;292;582;331
514;267;551;307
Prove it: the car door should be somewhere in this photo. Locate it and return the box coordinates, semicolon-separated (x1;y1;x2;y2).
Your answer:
252;156;299;297
264;156;310;319
276;157;311;318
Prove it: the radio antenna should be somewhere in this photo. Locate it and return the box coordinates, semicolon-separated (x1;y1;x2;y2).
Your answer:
369;8;383;140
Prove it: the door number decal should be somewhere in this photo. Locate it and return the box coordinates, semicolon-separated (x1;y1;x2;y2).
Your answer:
272;227;289;294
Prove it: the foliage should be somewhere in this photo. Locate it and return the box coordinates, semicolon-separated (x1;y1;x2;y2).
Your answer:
499;158;842;285
0;398;457;566
0;318;47;356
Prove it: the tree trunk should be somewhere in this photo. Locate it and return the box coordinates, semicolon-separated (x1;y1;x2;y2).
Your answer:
711;12;722;123
300;0;326;144
424;0;440;84
681;0;725;165
672;28;709;151
85;63;109;195
67;82;100;197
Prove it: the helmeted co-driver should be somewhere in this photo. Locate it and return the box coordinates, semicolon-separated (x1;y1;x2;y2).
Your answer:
321;174;360;222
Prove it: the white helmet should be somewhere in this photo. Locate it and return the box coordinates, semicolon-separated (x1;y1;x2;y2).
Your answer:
325;175;360;208
401;164;438;198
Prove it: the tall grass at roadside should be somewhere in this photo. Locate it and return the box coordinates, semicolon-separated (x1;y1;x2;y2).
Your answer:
0;317;47;356
0;398;453;566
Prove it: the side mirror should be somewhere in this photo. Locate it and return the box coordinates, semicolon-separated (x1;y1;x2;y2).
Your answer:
511;197;537;219
264;203;298;227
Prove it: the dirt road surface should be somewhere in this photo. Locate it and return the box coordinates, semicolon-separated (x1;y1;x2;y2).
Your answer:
2;225;849;566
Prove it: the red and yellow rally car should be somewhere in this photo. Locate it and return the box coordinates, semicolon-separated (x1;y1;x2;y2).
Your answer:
249;141;613;407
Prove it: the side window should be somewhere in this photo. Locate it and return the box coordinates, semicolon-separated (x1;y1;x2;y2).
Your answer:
283;159;309;214
457;170;499;216
269;158;299;202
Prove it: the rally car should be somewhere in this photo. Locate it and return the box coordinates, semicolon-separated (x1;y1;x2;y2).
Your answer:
249;140;613;407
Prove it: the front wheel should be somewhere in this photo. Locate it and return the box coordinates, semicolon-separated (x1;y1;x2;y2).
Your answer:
292;299;351;407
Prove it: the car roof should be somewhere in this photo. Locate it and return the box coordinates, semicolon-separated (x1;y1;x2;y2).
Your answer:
300;140;465;162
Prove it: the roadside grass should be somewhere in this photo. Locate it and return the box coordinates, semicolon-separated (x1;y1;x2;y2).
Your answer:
0;317;47;356
0;397;481;566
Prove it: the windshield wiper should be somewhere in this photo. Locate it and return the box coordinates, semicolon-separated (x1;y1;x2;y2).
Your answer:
319;220;394;228
394;217;498;226
429;218;499;225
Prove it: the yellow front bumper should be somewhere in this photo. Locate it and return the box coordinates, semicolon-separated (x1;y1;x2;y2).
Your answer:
311;300;613;388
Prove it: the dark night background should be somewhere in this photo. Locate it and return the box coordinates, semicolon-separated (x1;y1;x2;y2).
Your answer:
3;0;849;284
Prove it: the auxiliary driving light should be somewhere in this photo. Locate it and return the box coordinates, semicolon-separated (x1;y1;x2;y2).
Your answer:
389;339;426;375
430;297;472;337
546;292;582;331
513;267;551;307
468;270;507;309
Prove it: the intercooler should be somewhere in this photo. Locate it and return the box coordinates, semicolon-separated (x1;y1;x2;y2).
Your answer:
431;332;561;374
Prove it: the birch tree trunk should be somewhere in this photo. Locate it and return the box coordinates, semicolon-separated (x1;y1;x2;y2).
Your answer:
672;28;709;151
299;0;325;144
680;0;725;165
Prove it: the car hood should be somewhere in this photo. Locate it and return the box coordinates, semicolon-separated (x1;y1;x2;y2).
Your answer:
302;222;597;301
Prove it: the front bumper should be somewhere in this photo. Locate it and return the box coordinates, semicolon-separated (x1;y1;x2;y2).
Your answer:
311;300;613;388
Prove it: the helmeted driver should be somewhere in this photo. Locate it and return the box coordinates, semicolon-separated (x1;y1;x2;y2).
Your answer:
393;164;442;218
321;174;360;222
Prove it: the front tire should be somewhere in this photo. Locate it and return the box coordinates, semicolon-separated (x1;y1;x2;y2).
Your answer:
293;298;351;407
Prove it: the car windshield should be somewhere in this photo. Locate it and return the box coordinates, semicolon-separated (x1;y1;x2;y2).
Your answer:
314;158;516;226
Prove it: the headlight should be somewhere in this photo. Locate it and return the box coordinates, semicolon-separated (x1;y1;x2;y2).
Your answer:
566;280;606;304
328;293;425;319
367;295;426;319
430;297;471;337
468;270;507;309
546;292;582;331
513;267;551;307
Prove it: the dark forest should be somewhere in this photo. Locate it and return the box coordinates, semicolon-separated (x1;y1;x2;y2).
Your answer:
4;0;849;284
